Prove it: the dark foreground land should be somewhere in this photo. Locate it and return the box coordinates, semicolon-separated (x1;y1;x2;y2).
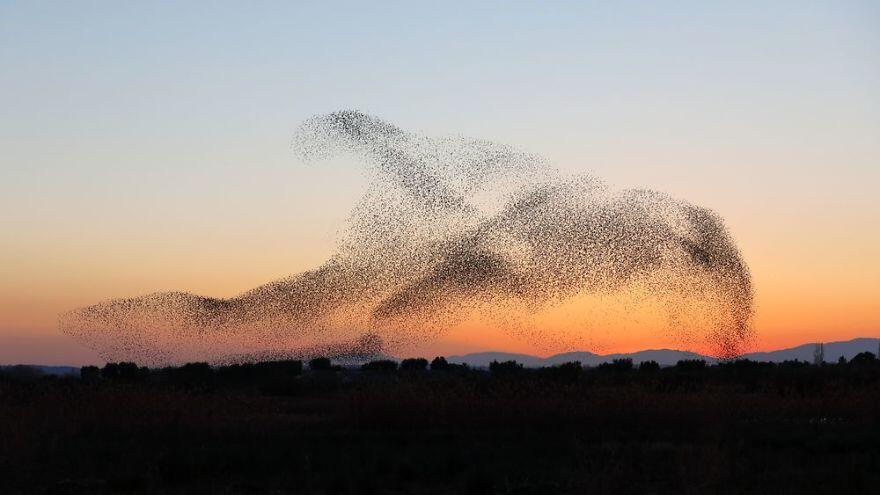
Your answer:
1;355;879;495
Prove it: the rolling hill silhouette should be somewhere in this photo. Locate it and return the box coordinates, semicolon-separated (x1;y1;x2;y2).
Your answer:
445;337;879;368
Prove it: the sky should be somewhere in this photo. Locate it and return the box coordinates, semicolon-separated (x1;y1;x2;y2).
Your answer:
1;1;878;365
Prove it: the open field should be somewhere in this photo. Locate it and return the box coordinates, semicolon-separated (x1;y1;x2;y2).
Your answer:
1;358;879;494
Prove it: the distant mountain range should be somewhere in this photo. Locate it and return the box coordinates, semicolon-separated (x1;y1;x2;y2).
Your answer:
447;337;880;368
0;364;79;376
3;338;878;371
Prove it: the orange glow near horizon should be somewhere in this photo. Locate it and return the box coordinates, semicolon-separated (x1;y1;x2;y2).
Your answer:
2;234;877;365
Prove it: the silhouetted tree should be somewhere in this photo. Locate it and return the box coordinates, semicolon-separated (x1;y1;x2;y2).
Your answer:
599;358;633;372
723;359;767;371
850;352;877;366
400;358;428;371
813;343;825;366
117;362;141;380
779;359;810;369
675;359;706;371
80;365;100;383
254;360;303;376
216;363;254;382
545;361;582;382
361;360;398;372
309;357;333;371
430;356;450;371
168;362;213;387
638;360;660;373
240;360;305;395
101;362;120;379
489;360;523;375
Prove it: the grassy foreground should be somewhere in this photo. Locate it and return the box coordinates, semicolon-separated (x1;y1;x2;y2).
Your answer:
1;356;879;494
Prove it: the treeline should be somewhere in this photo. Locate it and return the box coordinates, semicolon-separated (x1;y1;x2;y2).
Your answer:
3;352;878;394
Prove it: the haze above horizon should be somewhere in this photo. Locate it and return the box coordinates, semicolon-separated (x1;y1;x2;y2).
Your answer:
1;1;878;365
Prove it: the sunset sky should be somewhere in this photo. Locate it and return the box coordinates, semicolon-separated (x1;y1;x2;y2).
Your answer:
2;1;878;364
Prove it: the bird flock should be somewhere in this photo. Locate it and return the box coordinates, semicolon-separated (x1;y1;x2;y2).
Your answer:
61;111;754;365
